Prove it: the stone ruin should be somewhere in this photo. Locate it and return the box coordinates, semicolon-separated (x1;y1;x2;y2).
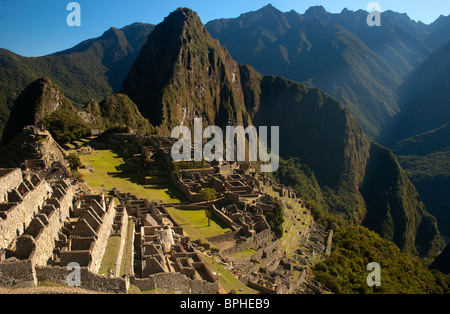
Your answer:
0;130;331;294
0;168;75;287
56;194;116;274
176;165;262;203
113;190;219;293
0;166;220;293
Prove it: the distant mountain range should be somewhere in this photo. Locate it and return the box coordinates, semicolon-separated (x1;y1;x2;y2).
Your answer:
381;39;450;237
0;5;448;258
206;4;450;138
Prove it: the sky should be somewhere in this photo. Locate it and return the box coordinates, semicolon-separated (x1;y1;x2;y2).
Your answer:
0;0;449;57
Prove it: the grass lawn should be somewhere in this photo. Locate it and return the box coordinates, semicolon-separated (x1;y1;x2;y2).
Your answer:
230;248;257;260
165;206;231;245
98;235;122;276
199;253;258;294
120;219;134;277
78;149;184;203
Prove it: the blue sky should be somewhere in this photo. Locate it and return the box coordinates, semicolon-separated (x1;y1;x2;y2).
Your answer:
0;0;449;57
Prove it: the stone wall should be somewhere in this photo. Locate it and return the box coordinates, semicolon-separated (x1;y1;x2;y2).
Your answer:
36;266;129;293
35;266;219;294
60;250;92;267
89;198;116;273
325;229;333;257
206;230;238;243
59;196;116;274
220;229;275;260
130;272;219;294
210;204;240;231
0;173;53;250
0;179;74;288
113;207;129;276
0;169;22;202
31;181;74;266
0;259;36;288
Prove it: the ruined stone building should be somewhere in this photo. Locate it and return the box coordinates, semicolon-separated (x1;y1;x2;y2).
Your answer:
56;194;116;274
112;190;219;293
0;168;74;287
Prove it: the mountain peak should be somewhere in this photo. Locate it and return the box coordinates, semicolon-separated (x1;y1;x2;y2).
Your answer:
304;5;328;18
121;8;247;133
254;3;283;15
1;77;65;144
167;7;201;23
263;3;278;11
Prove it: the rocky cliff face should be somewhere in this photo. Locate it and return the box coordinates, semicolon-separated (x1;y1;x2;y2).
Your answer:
242;68;443;256
121;8;249;134
1;77;64;144
430;243;450;274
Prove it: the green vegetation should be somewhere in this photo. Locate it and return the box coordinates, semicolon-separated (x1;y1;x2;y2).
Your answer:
37;281;65;287
85;93;155;134
1;77;88;144
199;253;258;294
0;23;155;137
265;199;285;238
78;149;182;203
65;154;83;173
200;188;217;202
270;157;326;209
121;8;251;134
164;206;231;244
120;220;135;277
271;146;444;257
393;147;450;237
98;236;122;276
41;99;90;144
119;6;443;259
313;226;450;294
360;143;444;257
230;248;257;259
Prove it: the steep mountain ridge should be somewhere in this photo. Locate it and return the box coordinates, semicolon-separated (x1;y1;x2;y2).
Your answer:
1;77;66;144
302;6;433;75
121;8;249;134
380;40;450;237
383;40;450;145
206;5;405;138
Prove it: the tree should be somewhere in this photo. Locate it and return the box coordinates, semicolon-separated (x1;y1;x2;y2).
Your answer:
200;188;216;202
266;199;285;238
205;207;212;227
66;154;82;173
200;188;216;226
